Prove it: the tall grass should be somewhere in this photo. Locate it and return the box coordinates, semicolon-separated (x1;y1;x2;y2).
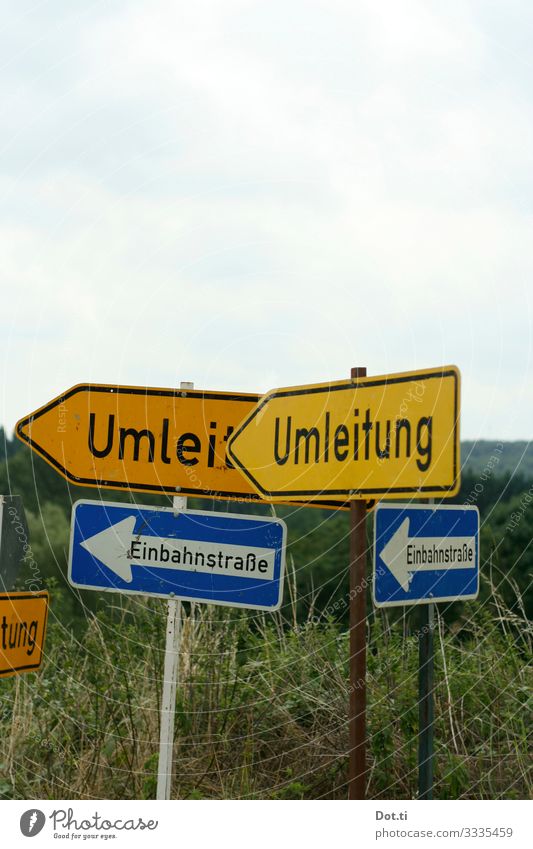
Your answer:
0;577;531;800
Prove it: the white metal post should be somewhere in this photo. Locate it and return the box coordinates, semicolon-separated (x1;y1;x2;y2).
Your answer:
156;381;193;800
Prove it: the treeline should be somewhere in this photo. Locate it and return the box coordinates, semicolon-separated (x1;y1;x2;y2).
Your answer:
0;430;532;627
462;440;533;478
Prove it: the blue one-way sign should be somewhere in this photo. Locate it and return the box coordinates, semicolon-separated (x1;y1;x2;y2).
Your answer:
373;503;479;607
69;500;286;611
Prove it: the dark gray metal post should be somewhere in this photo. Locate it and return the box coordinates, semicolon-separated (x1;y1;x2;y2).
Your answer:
418;600;435;799
0;495;29;591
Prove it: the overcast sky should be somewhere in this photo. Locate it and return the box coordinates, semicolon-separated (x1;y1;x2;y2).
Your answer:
1;0;532;440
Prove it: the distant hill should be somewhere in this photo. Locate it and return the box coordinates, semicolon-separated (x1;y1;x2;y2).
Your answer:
461;440;533;478
0;427;21;463
1;431;532;624
1;429;532;480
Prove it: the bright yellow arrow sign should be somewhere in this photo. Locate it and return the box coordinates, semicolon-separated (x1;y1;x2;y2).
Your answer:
227;366;461;500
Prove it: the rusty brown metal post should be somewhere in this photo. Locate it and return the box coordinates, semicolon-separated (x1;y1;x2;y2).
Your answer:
349;366;367;799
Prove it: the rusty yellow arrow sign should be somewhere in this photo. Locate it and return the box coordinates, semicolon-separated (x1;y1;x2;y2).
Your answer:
16;384;265;499
227;366;460;500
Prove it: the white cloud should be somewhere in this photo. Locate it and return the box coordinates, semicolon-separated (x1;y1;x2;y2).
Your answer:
0;0;532;439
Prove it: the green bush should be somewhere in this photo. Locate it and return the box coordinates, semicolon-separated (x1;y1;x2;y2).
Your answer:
0;583;530;800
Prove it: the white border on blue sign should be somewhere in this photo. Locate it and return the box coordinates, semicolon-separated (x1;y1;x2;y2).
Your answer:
68;499;287;612
372;502;480;608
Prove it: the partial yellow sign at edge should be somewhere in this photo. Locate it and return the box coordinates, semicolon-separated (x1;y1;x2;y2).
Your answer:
0;591;49;678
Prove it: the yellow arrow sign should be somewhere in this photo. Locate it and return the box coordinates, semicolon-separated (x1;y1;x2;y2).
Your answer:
227;366;460;500
15;383;353;508
0;591;49;678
